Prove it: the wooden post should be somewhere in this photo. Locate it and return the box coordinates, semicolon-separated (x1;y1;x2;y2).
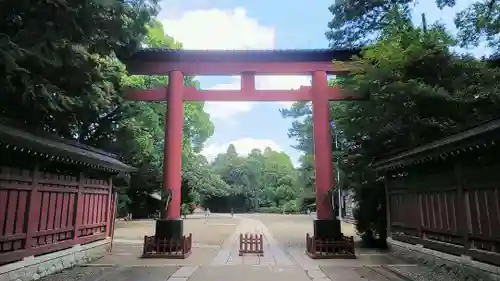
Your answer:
25;164;41;249
105;177;113;237
240;233;243;253
72;172;85;242
142;236;147;256
259;234;263;253
384;176;392;239
455;162;469;252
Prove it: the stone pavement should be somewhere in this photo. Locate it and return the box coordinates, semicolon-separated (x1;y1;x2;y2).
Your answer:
37;214;417;281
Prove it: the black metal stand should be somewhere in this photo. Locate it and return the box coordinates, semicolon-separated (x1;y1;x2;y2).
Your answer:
313;219;342;240
155;219;183;239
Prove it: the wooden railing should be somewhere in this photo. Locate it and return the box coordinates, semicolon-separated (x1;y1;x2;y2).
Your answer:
238;233;264;256
305;234;355;259
0;166;114;265
142;234;192;259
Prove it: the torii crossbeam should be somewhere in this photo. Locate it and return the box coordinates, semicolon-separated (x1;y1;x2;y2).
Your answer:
122;48;363;258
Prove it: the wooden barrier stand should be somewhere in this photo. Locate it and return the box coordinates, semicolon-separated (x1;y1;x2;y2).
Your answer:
305;233;356;259
239;233;264;256
141;234;192;259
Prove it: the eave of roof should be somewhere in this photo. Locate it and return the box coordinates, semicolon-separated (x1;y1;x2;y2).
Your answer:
371;118;500;171
0;122;136;173
124;48;361;64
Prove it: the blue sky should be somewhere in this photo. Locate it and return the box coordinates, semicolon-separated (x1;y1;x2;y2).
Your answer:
157;0;486;166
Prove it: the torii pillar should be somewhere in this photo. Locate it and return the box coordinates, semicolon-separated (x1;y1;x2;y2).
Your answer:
155;70;184;239
311;71;341;240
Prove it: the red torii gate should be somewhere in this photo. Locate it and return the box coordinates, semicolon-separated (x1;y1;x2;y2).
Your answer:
123;49;361;256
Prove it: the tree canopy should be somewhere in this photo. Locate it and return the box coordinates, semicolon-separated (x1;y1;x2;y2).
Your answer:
285;0;500;247
205;145;303;213
0;1;221;218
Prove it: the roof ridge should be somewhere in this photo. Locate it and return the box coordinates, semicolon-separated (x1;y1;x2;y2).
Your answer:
0;118;118;159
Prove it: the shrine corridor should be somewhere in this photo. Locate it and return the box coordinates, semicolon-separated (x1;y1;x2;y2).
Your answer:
37;214;426;281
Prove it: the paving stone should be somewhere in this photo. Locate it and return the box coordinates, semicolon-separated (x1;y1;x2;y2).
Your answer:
242;256;259;265
170;266;197;278
166;278;188;281
109;267;177;281
189;265;311;281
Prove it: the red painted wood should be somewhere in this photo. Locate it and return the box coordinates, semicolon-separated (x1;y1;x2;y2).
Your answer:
109;191;117;237
5;191;18;235
54;193;62;229
1;165;114;264
101;195;106;222
96;195;101;223
105;179;112;237
89;194;95;224
125;86;350;102
15;191;27;234
312;71;334;219
126;87;166;101
94;194;100;223
183;88;312;101
0;233;26;243
82;195;88;226
164;71;184;220
47;192;57;230
0;232;107;264
99;195;105;222
25;166;41;248
72;172;84;240
127;61;350;75
60;194;68;228
0;190;8;236
67;194;75;228
241;72;255;91
39;193;49;231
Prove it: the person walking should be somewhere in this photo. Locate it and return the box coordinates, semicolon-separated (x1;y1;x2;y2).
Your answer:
204;208;211;223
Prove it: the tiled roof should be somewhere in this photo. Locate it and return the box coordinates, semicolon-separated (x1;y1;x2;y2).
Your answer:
371;118;500;171
0;121;136;173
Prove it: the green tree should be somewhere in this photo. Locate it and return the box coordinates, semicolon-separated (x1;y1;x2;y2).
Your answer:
325;0;456;48
0;0;159;131
120;20;215;217
207;145;300;213
285;2;500;247
0;3;217;218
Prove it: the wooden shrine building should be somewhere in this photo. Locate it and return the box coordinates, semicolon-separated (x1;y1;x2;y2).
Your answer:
372;118;500;268
0;120;135;266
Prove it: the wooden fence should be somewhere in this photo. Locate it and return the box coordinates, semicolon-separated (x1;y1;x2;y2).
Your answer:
0;165;116;265
387;163;500;266
239;233;264;256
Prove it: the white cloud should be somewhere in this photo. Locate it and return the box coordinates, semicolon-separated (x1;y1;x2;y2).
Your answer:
255;75;311;107
160;8;312;119
161;8;275;50
204;77;254;121
201;138;283;162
